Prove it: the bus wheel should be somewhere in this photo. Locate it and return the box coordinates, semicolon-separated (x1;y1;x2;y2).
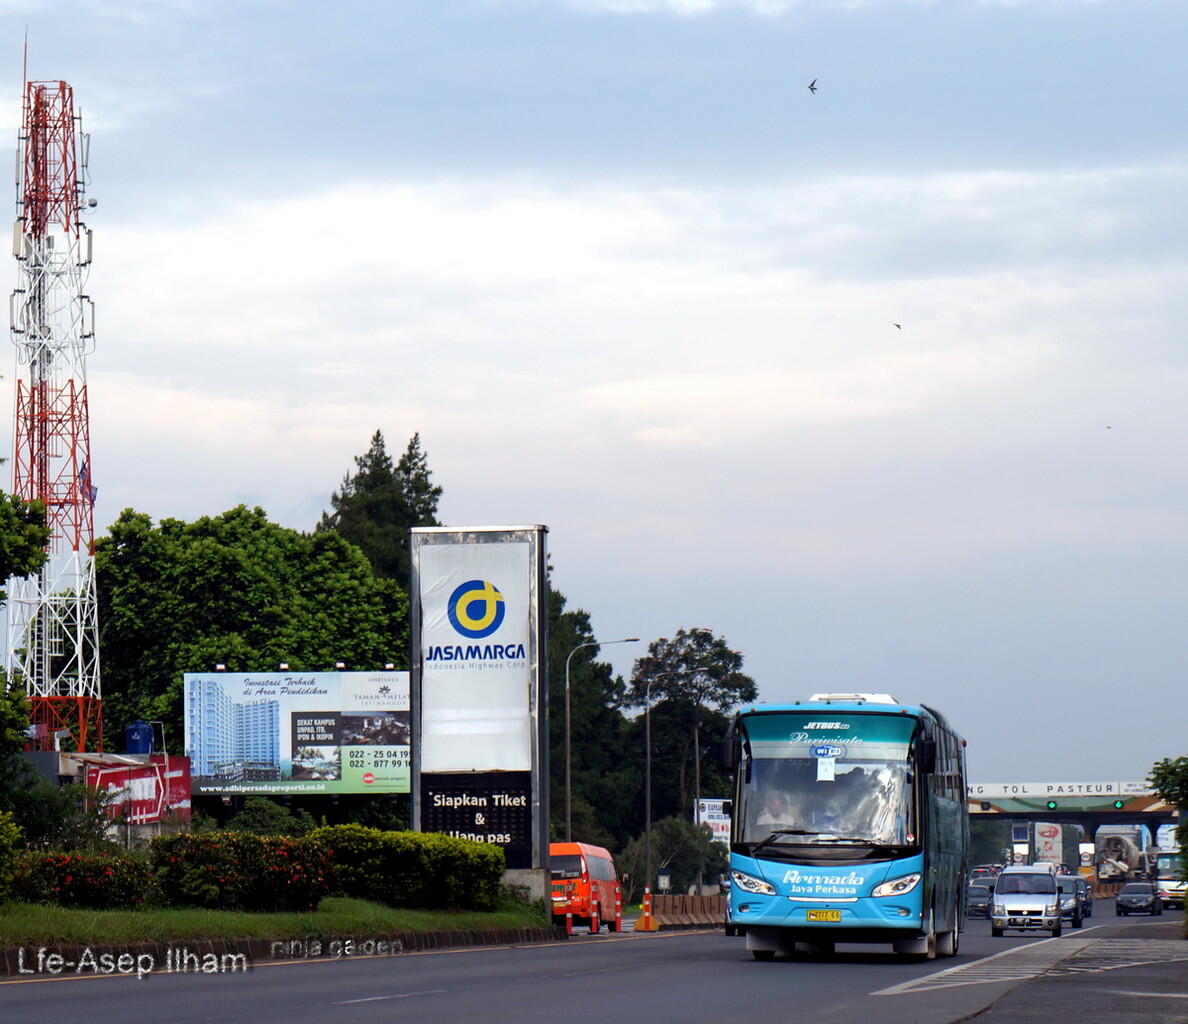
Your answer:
991;925;1003;938
937;929;959;957
752;950;775;961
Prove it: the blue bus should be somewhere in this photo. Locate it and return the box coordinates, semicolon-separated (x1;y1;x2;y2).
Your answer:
722;693;968;960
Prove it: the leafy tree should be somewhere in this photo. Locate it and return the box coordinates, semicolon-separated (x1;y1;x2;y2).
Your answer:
318;430;442;583
224;796;316;836
0;493;49;599
624;628;756;819
95;505;408;748
0;683;116;849
1149;757;1188;851
546;584;637;849
616;816;728;901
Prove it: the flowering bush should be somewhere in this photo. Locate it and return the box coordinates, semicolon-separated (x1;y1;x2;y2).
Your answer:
11;849;156;909
309;825;504;911
150;832;329;911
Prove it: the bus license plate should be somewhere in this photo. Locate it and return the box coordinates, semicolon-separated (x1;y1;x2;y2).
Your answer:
806;910;841;922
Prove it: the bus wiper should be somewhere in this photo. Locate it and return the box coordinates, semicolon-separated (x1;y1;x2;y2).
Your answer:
750;829;828;853
810;836;871;844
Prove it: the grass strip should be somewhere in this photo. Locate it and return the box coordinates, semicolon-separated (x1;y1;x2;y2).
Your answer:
0;896;548;946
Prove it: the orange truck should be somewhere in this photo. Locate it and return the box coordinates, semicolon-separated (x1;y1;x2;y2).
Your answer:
549;841;622;933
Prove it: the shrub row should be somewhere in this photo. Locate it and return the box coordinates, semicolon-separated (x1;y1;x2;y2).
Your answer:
11;850;157;909
5;828;505;913
0;810;23;902
151;832;330;912
310;825;505;911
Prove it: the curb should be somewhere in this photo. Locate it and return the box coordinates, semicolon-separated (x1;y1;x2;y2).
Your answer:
0;926;559;978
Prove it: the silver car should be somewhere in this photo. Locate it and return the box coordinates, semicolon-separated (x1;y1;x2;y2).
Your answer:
991;868;1061;938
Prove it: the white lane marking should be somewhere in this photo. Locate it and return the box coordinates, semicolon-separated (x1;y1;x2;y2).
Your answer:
1092;990;1188;1000
334;989;447;1004
876;938;1188;996
874;938;1089;995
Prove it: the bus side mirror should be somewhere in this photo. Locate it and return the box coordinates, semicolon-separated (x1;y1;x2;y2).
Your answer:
919;738;937;774
720;738;738;770
621;873;629;885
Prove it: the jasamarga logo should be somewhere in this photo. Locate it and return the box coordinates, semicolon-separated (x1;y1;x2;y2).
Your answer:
426;642;526;663
447;580;506;639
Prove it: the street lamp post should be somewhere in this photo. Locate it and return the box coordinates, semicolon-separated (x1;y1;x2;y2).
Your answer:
645;677;654;900
565;636;639;842
644;662;709;898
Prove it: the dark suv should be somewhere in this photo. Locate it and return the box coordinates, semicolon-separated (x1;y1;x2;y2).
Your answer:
1057;875;1084;928
1116;882;1162;915
966;882;993;919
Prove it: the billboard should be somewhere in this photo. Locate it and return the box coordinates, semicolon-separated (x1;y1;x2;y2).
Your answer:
695;798;731;845
183;670;409;795
85;756;192;824
410;526;548;870
1034;822;1062;864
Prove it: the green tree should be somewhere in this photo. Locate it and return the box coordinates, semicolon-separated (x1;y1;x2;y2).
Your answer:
0;493;49;599
0;682;116;849
617;816;728;901
546;584;637;850
95;505;408;747
624;628;757;819
318;430;442;583
224;797;316;836
1149;757;1188;851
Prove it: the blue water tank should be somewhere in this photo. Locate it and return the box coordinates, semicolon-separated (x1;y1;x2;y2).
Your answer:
124;719;154;754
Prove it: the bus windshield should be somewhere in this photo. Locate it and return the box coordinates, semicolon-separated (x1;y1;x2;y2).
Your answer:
736;712;918;847
549;855;584;879
1156;853;1182;879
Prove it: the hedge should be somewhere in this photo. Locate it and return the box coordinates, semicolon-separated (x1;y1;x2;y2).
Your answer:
0;811;21;902
11;850;157;909
309;825;505;911
150;832;330;912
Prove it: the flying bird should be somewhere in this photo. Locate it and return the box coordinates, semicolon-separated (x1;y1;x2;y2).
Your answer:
808;79;817;94
893;323;902;329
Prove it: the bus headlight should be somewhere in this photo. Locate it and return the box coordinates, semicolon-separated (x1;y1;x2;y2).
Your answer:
1045;904;1058;916
993;904;1006;917
731;870;776;896
871;873;921;898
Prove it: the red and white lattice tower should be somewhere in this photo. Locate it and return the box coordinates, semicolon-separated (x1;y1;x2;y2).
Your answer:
6;79;101;752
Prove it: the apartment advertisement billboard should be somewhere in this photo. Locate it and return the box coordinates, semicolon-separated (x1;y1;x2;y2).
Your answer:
410;526;548;871
183;670;409;795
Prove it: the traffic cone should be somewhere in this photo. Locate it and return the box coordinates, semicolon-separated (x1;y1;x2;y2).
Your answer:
633;885;659;931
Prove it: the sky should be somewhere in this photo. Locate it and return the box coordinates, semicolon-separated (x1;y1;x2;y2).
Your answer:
3;0;1186;785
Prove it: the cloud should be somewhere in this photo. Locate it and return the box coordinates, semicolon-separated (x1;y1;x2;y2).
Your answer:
541;0;1106;11
78;160;1188;566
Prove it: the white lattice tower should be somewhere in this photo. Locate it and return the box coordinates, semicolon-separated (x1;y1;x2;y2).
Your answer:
7;79;101;751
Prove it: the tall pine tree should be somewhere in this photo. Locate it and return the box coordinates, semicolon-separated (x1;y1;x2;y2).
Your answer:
318;430;442;583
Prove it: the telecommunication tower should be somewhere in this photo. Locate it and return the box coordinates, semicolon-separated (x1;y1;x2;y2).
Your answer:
6;79;101;752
